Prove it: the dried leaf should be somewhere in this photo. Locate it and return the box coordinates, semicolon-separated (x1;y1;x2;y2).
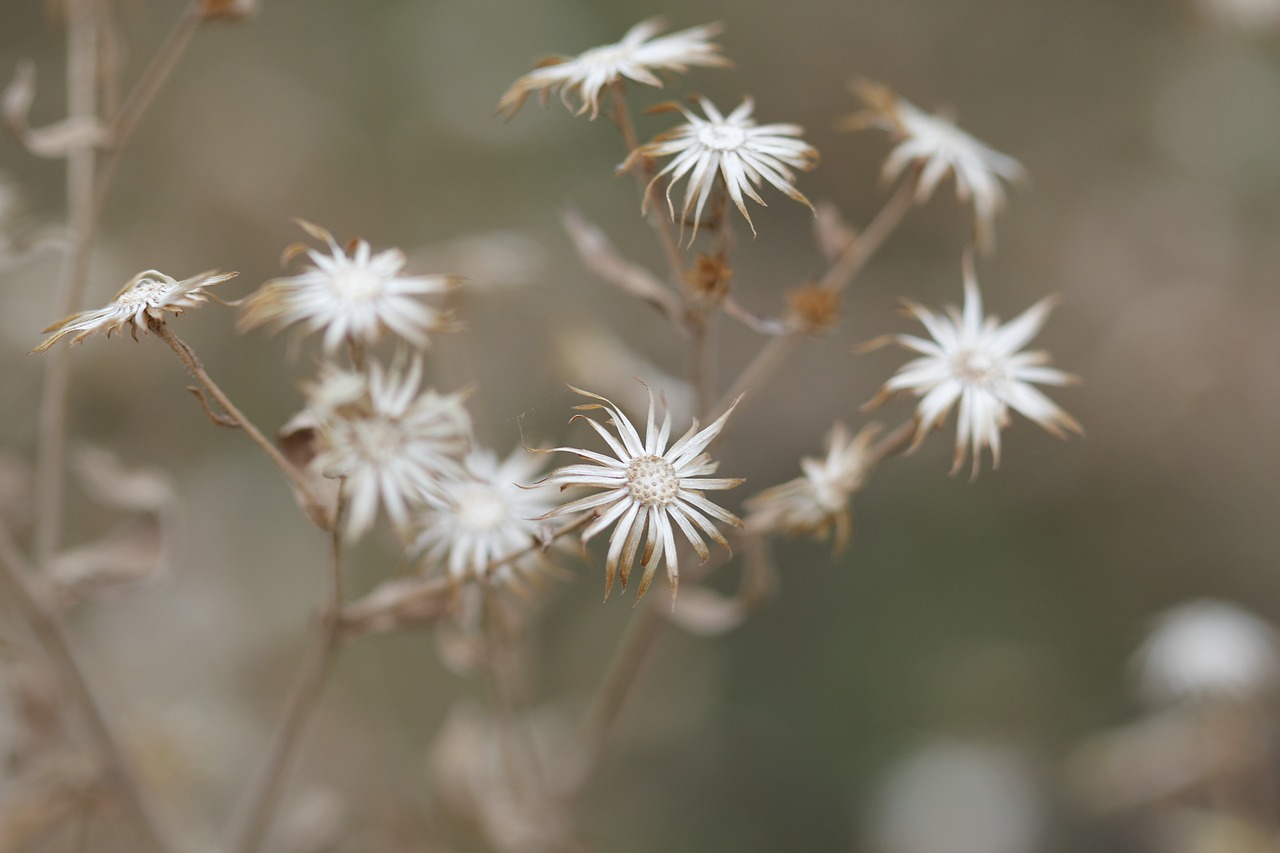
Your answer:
72;446;173;513
3;62;108;158
340;577;454;637
278;408;339;530
50;516;166;602
814;201;856;263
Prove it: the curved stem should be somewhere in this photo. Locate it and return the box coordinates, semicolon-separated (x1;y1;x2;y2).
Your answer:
148;318;324;518
0;522;178;853
226;492;347;853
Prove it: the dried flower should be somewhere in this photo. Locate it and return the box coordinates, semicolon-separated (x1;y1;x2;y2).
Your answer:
1135;600;1280;705
413;448;556;585
868;262;1080;478
847;80;1024;252
497;18;728;120
307;359;471;540
32;269;238;353
239;221;455;353
536;385;743;602
786;282;841;334
630;97;818;240
745;422;879;552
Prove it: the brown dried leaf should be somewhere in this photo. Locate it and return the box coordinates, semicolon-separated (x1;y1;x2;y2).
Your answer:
72;446;174;513
562;207;683;322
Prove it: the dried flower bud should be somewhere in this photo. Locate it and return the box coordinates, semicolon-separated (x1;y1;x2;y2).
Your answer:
200;0;258;22
687;252;732;303
786;282;841;334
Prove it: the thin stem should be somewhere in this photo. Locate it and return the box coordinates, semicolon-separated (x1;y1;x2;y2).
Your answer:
34;0;101;571
225;492;348;853
33;0;206;574
712;332;802;422
818;170;919;293
147;318;324;519
0;522;177;853
865;417;919;468
609;84;686;288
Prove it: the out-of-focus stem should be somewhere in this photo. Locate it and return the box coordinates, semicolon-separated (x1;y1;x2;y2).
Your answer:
34;0;206;574
0;522;178;853
818;170;918;293
34;0;101;572
148;318;323;516
609;85;687;288
226;494;348;853
866;417;919;467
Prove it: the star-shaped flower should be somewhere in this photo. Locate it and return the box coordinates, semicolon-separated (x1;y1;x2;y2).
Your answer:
239;221;456;353
498;18;728;120
868;263;1080;478
32;269;238;353
846;80;1024;252
745;422;880;552
629;97;818;241
307;358;471;540
536;385;743;603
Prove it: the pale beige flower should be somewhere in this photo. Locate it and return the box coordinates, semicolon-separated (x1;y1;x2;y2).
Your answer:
745;422;879;552
32;269;238;353
847;80;1024;252
1135;600;1280;705
630;97;818;240
413;448;557;585
536;385;743;602
307;359;471;540
239;221;455;353
869;263;1080;478
498;18;728;120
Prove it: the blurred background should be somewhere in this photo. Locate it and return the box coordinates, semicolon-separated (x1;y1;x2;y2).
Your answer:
3;0;1280;850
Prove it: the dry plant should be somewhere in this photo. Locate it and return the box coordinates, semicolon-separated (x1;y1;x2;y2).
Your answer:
0;9;1080;852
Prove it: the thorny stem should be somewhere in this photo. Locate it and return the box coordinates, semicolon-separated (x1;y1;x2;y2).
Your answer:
148;318;325;520
34;0;206;574
34;0;101;572
609;84;686;289
0;522;178;853
226;491;348;853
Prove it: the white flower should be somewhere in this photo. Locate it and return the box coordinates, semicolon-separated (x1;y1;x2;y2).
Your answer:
413;448;556;585
497;18;728;120
630;97;818;241
537;385;743;603
745;422;879;552
32;269;238;353
239;221;455;353
307;359;471;540
870;262;1080;478
1135;600;1280;705
848;80;1024;252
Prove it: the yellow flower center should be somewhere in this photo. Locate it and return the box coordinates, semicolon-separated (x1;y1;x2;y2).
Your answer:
627;454;679;507
698;123;746;152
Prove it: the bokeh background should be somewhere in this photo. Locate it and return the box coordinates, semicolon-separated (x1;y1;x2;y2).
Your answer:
3;0;1280;850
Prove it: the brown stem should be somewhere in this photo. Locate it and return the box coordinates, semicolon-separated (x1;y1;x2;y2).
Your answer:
33;0;206;574
609;84;687;288
0;522;178;853
865;417;919;468
147;317;324;518
33;0;101;572
818;169;919;293
225;492;347;853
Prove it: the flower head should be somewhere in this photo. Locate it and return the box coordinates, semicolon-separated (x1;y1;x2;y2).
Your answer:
32;269;238;353
537;385;743;603
307;358;471;540
498;18;728;120
239;221;455;353
846;80;1024;252
630;97;818;241
1135;600;1280;706
745;422;879;552
413;448;557;586
869;261;1080;478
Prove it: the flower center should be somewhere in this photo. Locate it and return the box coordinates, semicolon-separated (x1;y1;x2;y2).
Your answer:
115;278;170;308
454;483;508;532
332;264;386;303
347;418;406;465
627;455;679;507
952;349;1001;387
697;123;747;152
578;43;629;70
